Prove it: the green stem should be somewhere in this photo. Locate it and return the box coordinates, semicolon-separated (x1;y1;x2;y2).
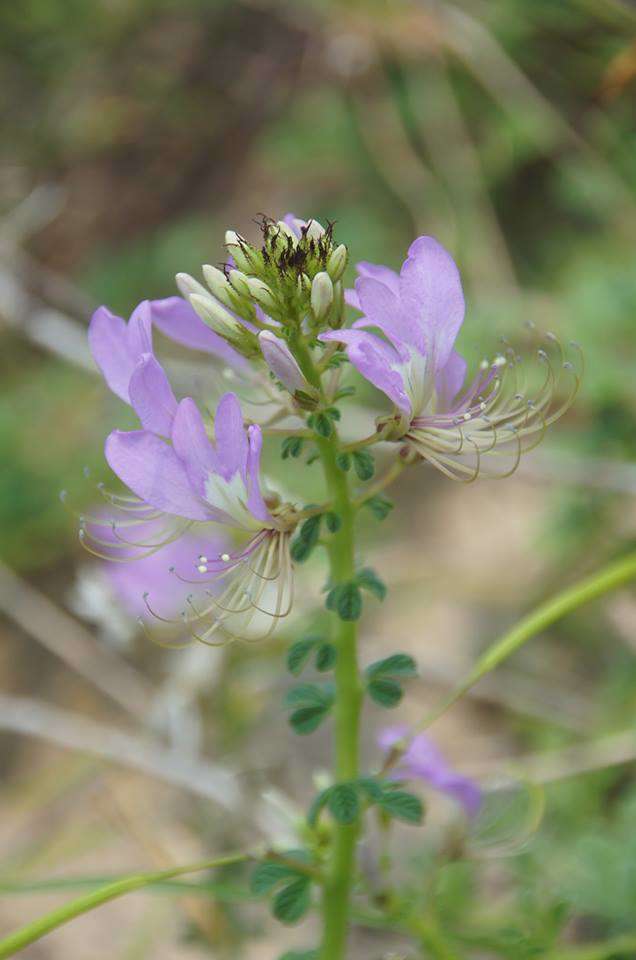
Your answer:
0;852;250;959
290;332;362;960
405;548;636;747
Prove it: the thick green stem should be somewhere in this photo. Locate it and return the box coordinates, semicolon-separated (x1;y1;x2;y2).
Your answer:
291;332;362;960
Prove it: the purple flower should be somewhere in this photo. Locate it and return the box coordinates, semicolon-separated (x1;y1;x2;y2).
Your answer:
85;392;295;641
321;237;580;481
379;726;482;818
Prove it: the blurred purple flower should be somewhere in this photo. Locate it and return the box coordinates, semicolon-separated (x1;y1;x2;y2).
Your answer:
378;726;482;818
321;237;580;480
85;392;294;641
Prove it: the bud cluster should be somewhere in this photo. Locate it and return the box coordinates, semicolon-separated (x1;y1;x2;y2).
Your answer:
176;215;348;366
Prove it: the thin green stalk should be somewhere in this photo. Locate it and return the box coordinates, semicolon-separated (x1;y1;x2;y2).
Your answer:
290;331;363;960
0;852;251;959
414;548;636;741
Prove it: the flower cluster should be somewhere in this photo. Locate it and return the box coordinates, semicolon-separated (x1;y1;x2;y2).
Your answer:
82;216;579;641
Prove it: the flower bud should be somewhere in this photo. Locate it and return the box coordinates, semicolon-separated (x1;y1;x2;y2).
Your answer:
175;272;209;301
275;220;298;245
202;264;237;310
189;293;257;356
326;244;348;282
224;230;258;273
228;269;251;297
327;280;345;329
311;271;333;321
297;273;311;297
305;219;325;241
258;330;308;394
246;277;277;312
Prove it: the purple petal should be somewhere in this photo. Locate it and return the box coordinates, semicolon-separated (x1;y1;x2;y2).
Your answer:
246;425;272;525
171;398;219;501
320;330;412;416
128;354;178;436
399;236;465;369
435;350;467;410
345;287;361;311
356;276;401;336
105;429;209;521
214;392;248;482
357;261;400;296
258;331;306;392
88;307;137;402
126;300;153;357
150;296;246;368
282;213;304;238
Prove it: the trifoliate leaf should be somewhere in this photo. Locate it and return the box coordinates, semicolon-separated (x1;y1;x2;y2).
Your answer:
272;876;311;925
281;437;304;460
309;412;333;438
290;706;330;735
362;494;394;521
366;653;417;679
315;642;337;672
324;511;341;533
327;783;360;824
355;567;387;601
287;636;320;676
357;777;384;803
334;582;362;621
290;515;323;564
284;683;333;709
378;789;424;825
368;677;403;708
352;450;375;481
251;860;298;896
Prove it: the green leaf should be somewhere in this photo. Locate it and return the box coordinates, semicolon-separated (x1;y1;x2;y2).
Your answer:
325;406;341;421
307;788;332;827
366;653;417;679
284;683;332;709
315;642;337;672
334;582;362;621
272;876;311;925
324;511;341;533
335;452;351;472
357;777;384;803
281;437;304;460
334;385;356;401
290;515;323;564
310;412;333;438
368;677;403;708
250;861;298;896
378;789;424;825
355;567;387;602
352;450;375;481
327;783;360;824
289;706;329;735
286;637;319;676
362;494;394;521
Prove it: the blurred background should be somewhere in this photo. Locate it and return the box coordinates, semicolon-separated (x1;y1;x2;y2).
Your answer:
1;1;636;957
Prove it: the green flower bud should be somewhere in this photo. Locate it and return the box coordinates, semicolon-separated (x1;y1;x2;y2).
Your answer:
224;230;258;273
227;269;251;297
189;293;258;357
327;244;348;282
327;280;345;329
311;271;333;321
201;264;237;310
305;219;325;241
246;277;277;312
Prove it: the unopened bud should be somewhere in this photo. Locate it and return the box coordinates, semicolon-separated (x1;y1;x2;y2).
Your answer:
305;219;325;241
326;244;348;282
189;294;257;356
176;272;209;301
311;271;333;320
247;277;277;312
275;220;298;245
327;280;345;329
224;230;257;273
202;264;236;310
228;269;251;297
297;273;311;297
258;330;308;394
